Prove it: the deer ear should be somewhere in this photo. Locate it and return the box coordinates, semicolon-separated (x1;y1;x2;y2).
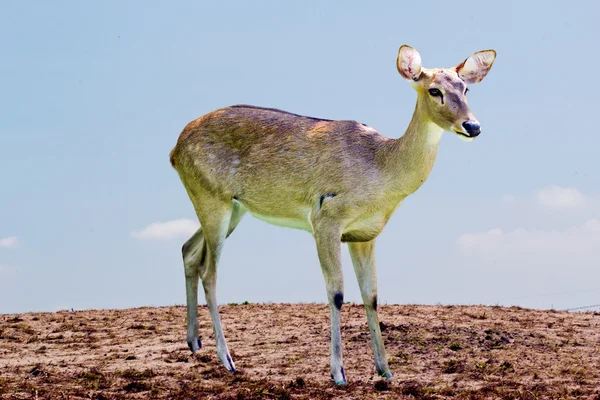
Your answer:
455;50;496;84
396;45;422;81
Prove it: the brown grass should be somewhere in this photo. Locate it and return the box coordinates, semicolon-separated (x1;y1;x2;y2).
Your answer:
1;304;599;399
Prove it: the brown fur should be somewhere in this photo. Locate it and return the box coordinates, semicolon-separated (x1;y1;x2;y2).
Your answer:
171;105;389;235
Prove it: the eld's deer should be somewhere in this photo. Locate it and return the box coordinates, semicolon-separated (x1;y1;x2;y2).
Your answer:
170;45;496;384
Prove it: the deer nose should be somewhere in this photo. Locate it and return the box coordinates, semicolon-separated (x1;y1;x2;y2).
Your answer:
462;121;481;137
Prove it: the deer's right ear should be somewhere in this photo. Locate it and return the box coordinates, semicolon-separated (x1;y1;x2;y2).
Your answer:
396;45;422;81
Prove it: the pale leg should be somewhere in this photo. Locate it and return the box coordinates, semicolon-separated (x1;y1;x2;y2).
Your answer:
348;240;392;379
314;221;346;384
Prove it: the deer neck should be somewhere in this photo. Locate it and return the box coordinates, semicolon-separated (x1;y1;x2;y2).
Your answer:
381;101;444;197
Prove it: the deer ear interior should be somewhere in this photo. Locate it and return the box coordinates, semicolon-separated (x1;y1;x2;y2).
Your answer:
396;45;422;81
455;50;496;84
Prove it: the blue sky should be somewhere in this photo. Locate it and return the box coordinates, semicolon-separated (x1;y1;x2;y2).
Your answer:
1;1;599;313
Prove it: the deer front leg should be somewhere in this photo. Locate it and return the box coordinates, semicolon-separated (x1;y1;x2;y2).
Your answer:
348;240;392;379
313;219;346;385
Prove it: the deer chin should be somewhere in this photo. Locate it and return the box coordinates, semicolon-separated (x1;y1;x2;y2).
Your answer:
454;131;475;142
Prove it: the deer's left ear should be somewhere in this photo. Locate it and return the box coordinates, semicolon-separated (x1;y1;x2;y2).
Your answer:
455;50;496;84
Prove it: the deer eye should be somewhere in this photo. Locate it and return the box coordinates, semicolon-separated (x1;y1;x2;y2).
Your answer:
428;88;442;97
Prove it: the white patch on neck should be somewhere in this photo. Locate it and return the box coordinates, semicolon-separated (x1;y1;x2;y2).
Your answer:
423;121;444;146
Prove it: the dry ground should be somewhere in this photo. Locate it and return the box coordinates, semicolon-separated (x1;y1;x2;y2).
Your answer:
1;303;600;399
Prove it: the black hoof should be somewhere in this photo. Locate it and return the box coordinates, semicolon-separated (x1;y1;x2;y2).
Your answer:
379;370;394;380
331;367;347;385
187;337;202;353
226;354;236;373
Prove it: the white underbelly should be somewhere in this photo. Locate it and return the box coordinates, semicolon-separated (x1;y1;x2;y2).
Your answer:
249;210;313;232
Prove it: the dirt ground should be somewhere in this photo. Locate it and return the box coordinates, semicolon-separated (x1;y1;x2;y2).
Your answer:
1;303;599;399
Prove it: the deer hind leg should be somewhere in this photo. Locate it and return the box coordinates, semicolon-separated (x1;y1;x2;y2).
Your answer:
348;240;392;379
313;218;346;385
182;197;246;370
200;199;250;372
182;227;205;353
182;201;246;355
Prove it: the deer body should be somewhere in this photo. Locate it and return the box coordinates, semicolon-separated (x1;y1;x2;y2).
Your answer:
172;105;444;238
170;45;496;384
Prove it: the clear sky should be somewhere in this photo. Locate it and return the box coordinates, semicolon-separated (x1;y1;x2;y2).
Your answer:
1;1;599;314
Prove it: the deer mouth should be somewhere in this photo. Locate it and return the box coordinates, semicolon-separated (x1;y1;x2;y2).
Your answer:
454;131;475;142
